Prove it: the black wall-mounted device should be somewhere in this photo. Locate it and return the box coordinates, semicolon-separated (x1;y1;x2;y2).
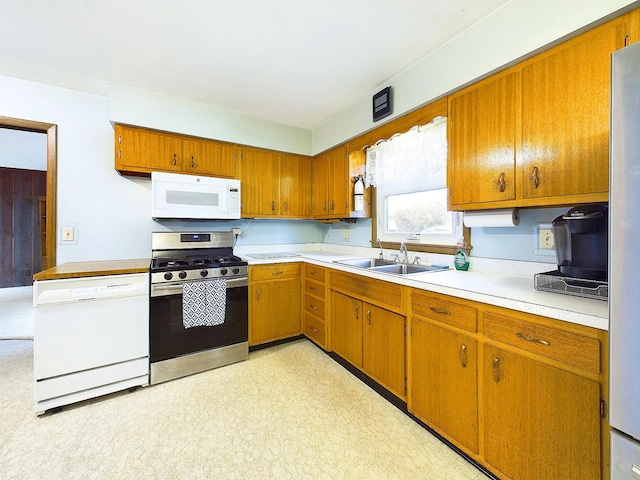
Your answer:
372;86;392;122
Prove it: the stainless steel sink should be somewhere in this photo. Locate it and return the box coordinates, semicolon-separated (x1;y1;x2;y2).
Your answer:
335;258;397;268
334;258;449;275
369;263;450;275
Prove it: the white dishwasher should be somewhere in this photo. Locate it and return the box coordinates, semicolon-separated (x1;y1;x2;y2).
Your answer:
33;272;149;415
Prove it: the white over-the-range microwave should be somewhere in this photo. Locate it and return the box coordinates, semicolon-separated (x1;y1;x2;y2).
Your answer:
151;171;241;220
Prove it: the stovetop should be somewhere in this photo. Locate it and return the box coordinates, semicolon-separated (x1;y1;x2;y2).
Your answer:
151;253;246;272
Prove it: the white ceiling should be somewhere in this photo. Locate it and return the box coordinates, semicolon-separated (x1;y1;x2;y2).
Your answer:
0;0;510;129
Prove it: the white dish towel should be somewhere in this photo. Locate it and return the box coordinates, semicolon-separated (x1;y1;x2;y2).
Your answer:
182;279;227;328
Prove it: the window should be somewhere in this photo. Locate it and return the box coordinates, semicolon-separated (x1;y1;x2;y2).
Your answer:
366;116;463;249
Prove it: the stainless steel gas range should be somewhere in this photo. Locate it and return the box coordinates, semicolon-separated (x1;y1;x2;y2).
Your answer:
149;231;248;384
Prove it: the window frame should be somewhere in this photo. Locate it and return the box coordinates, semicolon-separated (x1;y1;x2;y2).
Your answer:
348;98;470;255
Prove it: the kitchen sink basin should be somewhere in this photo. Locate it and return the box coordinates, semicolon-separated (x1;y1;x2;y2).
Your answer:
334;258;397;268
334;258;449;275
369;263;450;275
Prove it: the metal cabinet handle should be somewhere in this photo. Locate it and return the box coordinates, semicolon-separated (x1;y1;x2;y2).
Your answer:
367;310;371;325
310;286;318;292
330;200;335;211
311;326;318;333
310;304;317;310
191;155;195;168
272;271;283;276
355;304;359;320
173;153;178;166
322;201;327;212
531;166;540;189
516;332;550;346
311;271;318;276
492;357;500;383
271;200;276;212
429;307;450;316
284;201;288;211
497;172;506;193
256;288;261;300
459;344;467;368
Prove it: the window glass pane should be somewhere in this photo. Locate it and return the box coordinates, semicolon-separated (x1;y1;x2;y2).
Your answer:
386;189;452;235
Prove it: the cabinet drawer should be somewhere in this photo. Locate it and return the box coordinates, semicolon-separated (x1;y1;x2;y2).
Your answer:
484;312;600;374
411;291;477;332
304;279;325;300
250;263;300;281
330;271;403;310
304;294;325;319
304;264;326;282
304;314;325;346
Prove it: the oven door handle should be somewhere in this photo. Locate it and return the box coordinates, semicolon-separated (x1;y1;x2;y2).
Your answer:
151;277;248;297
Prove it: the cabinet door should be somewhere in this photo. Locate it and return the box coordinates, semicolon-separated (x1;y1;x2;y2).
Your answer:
363;303;405;398
279;153;312;218
483;345;601;480
331;291;362;367
448;71;517;208
411;318;478;453
328;147;350;217
183;139;236;178
521;19;625;202
115;125;182;174
239;147;279;217
250;277;301;345
312;154;329;218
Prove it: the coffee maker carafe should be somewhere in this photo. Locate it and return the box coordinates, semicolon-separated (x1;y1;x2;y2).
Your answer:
552;204;608;281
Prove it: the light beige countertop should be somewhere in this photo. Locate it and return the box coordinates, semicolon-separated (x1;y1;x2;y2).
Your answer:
238;246;608;331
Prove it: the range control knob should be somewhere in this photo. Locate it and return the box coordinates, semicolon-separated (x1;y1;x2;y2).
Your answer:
220;268;228;276
200;270;209;277
178;271;187;279
164;272;173;281
232;267;240;275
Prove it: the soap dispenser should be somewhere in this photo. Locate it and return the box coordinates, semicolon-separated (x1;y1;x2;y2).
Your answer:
454;238;470;271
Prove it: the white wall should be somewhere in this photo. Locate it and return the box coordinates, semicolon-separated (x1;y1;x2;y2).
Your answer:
0;128;47;171
109;84;312;155
0;75;319;265
312;0;638;153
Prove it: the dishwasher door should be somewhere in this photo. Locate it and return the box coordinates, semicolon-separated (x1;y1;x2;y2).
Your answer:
33;273;149;414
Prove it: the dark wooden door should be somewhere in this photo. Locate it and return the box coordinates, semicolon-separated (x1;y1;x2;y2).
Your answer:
0;167;46;287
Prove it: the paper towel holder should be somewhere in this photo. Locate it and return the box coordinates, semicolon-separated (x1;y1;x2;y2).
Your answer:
463;208;520;228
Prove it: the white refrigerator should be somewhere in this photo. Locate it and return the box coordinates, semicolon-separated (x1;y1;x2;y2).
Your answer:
610;40;640;479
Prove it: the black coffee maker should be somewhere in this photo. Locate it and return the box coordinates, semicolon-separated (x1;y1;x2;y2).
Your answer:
552;204;608;281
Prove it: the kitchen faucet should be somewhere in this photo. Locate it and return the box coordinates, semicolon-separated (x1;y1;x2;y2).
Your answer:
398;242;409;263
375;238;384;259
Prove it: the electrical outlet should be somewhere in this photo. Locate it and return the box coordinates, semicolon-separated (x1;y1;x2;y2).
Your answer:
342;228;349;240
539;228;554;250
232;228;242;237
62;226;74;242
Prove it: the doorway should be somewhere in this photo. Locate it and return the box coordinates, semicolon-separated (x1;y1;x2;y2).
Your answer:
0;117;57;277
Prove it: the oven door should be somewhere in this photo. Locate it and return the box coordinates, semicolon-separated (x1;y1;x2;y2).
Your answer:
149;277;248;363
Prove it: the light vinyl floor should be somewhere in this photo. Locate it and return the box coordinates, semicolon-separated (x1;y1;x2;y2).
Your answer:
0;338;488;479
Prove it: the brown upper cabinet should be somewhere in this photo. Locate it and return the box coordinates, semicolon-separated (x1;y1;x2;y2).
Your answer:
115;124;237;178
448;13;634;211
312;145;350;219
239;146;312;218
448;70;518;208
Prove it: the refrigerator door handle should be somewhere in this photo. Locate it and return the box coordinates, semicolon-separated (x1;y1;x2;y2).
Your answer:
632;463;640;480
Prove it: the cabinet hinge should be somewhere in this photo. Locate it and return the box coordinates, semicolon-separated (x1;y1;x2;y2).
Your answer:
600;399;607;419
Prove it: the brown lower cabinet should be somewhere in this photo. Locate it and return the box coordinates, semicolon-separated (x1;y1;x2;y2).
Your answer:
253;263;609;480
330;271;407;400
408;289;607;480
249;263;301;346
